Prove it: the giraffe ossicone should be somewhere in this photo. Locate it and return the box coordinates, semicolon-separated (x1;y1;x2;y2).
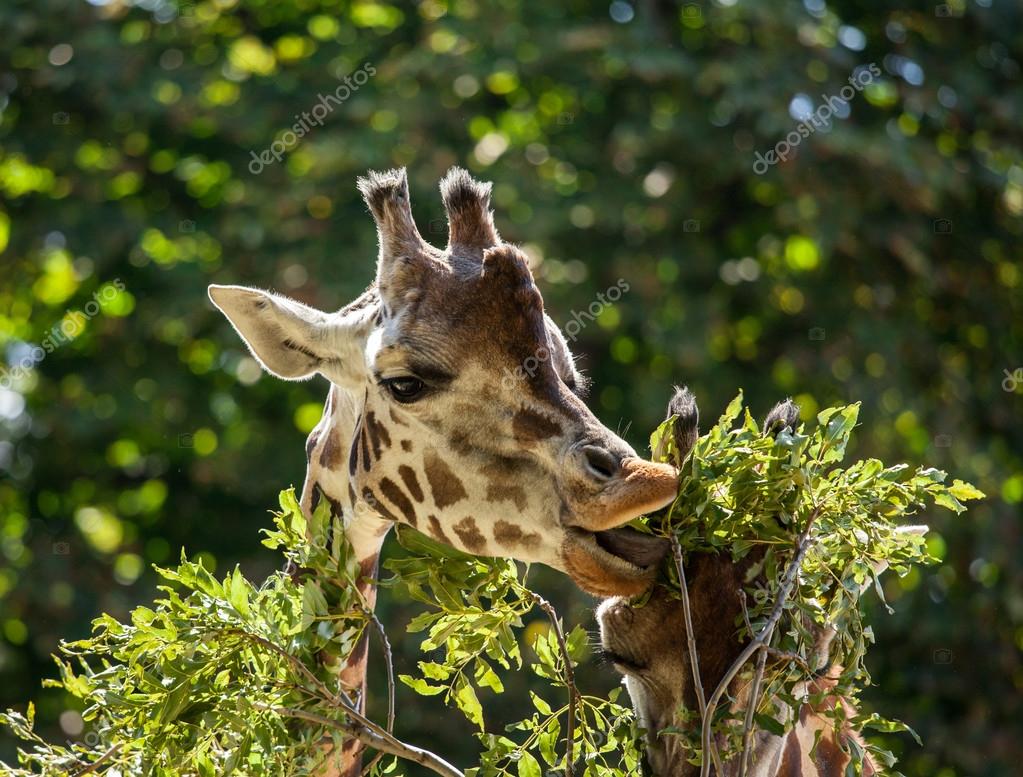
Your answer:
209;166;679;599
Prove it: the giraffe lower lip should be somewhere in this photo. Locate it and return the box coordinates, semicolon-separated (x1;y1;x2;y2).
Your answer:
591;527;670;568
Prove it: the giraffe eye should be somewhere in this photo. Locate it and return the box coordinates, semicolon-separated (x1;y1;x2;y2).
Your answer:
383;376;426;403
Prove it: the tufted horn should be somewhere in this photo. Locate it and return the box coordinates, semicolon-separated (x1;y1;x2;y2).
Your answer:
439;166;500;252
357;167;428;262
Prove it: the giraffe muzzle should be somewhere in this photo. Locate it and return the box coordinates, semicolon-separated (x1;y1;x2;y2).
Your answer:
569;456;680;532
556;456;680;596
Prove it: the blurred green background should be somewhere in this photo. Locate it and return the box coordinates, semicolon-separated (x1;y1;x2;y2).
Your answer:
1;0;1020;774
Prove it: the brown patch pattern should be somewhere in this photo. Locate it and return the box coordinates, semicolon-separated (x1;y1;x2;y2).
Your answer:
511;409;562;442
363;486;398;523
493;519;540;551
398;465;425;502
319;427;344;469
452;516;486;552
360;423;371;472
486;482;528;511
400;439;413;452
379;477;417;527
427;514;451;545
365;411;392;460
423;450;468;507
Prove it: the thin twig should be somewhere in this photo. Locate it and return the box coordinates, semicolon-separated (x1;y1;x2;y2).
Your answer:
737;648;768;777
71;744;120;776
699;507;821;777
670;536;723;775
360;609;396;776
223;629;336;702
223;628;392;745
531;593;578;777
269;706;463;777
367;610;396;734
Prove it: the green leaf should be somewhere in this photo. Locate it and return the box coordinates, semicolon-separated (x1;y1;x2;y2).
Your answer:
454;676;485;730
948;479;984;502
754;713;788;737
398;675;445;696
517;751;542;777
530;691;553;716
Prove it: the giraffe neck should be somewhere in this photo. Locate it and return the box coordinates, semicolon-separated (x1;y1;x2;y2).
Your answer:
301;383;392;777
651;552;878;777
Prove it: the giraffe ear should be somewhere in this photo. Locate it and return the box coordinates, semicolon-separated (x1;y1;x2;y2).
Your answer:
208;285;364;383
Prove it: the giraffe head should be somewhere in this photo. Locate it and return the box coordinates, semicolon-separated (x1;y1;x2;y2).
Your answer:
209;168;678;596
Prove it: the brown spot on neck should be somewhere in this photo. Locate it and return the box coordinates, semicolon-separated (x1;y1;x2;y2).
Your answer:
363;486;398;524
360;422;372;472
427;515;451;545
398;465;425;502
378;478;417;527
400;439;413;453
493;519;540;551
486;482;528;511
319;427;344;469
365;411;392;460
452;516;485;552
306;429;321;462
423;450;468;508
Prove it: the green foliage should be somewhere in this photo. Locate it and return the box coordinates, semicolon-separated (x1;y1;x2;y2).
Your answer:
0;396;981;775
384;526;643;776
644;394;983;771
1;0;1020;774
0;491;370;775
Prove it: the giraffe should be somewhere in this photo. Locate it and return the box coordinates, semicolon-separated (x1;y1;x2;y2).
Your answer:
208;167;680;774
598;390;895;777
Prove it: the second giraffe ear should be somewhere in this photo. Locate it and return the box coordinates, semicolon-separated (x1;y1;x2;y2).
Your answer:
208;285;368;384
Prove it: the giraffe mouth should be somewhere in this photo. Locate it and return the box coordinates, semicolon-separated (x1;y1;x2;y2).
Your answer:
592;527;670;568
562;527;670;596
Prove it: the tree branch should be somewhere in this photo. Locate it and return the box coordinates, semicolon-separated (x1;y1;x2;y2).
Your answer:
530;592;578;777
270;706;463;777
360;609;396;776
737;648;768;777
70;744;120;776
670;536;723;775
367;610;396;735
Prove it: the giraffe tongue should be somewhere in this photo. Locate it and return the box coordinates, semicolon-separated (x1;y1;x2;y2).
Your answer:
593;527;670;568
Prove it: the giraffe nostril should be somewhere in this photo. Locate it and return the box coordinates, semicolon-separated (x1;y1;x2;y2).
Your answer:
582;445;621;482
